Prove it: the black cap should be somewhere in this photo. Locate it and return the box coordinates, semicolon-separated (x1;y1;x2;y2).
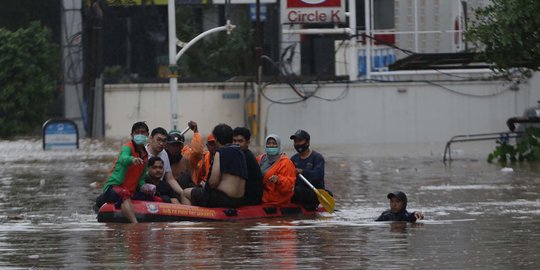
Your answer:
290;129;310;140
167;130;185;144
387;191;408;204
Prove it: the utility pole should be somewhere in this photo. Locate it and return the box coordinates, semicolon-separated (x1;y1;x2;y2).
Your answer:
254;0;262;146
86;0;103;138
62;0;85;137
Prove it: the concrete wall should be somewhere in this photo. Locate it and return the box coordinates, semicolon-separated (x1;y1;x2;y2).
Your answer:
104;83;248;139
104;74;540;153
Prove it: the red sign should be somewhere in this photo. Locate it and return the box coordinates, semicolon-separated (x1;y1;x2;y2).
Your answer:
287;0;341;8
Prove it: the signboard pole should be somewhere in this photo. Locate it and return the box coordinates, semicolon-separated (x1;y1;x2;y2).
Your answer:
348;0;358;81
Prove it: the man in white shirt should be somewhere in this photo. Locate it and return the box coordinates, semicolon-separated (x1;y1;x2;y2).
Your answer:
145;127;184;203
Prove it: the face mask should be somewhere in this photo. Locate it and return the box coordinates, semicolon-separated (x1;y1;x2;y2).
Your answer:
294;143;309;153
265;147;280;156
133;134;148;145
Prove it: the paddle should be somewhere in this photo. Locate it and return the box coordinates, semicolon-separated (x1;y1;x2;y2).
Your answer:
298;173;335;213
180;126;190;135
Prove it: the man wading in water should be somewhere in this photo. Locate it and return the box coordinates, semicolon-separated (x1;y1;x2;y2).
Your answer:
376;191;425;222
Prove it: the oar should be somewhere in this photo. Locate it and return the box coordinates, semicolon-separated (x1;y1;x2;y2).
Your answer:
298;174;335;213
180;126;190;135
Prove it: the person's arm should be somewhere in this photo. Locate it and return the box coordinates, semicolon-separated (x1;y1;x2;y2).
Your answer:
270;159;296;195
165;171;184;195
375;210;389;221
117;145;136;165
208;152;221;188
410;211;424;222
299;154;325;188
184;131;204;179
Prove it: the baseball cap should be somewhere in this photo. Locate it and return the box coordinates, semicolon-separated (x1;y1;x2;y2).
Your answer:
387;191;408;204
207;133;215;142
290;129;310;140
167;129;185;144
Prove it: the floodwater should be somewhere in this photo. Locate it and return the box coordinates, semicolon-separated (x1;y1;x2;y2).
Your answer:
0;138;539;269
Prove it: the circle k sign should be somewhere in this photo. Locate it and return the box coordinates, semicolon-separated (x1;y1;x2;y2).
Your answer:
283;0;344;24
287;0;342;8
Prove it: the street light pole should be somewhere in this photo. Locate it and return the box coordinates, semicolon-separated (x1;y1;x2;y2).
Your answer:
168;0;178;130
168;0;235;130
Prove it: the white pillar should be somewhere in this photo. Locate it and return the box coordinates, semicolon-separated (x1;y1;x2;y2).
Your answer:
168;0;178;130
364;0;372;80
62;0;85;137
414;0;419;52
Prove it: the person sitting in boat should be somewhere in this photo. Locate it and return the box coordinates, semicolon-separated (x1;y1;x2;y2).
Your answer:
143;156;181;203
289;129;329;210
182;124;247;208
95;121;154;223
376;191;425;222
197;133;217;185
256;134;296;206
233;127;263;206
165;121;203;189
146;127;184;203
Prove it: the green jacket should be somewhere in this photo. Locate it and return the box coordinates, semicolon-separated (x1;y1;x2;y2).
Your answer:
103;141;148;193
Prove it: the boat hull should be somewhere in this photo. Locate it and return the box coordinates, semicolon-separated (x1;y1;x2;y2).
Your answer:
97;200;325;223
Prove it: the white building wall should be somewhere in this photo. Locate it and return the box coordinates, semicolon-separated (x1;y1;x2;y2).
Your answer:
104;83;247;139
104;74;540;153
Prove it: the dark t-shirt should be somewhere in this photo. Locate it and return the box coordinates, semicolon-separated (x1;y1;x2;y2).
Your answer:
375;209;418;222
290;150;325;189
205;144;248;193
242;149;264;205
216;144;248;180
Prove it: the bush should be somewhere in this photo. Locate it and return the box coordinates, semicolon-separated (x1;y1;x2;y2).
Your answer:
488;127;540;163
0;22;59;138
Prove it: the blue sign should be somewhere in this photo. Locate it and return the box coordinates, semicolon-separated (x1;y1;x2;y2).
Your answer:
250;4;267;22
43;119;79;150
222;93;241;99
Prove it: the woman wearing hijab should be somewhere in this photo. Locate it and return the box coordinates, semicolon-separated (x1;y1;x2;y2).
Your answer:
256;134;296;205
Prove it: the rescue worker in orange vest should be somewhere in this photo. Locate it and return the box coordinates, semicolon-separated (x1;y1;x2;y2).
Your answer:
197;133;217;186
95;121;155;223
256;134;296;205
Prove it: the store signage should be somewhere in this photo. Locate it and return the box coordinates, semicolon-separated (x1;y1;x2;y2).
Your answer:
281;0;345;24
42;119;79;150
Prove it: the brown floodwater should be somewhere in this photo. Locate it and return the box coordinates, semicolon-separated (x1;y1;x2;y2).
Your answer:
0;139;539;269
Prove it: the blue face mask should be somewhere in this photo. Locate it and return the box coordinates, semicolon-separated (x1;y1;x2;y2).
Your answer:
265;147;280;156
133;134;148;145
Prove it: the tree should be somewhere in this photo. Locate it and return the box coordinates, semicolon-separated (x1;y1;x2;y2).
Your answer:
466;0;540;79
176;6;255;79
0;22;59;138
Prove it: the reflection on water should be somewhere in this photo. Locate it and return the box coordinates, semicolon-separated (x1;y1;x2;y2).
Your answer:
0;139;539;269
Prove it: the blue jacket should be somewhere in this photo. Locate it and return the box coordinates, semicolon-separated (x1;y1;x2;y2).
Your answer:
376;209;419;222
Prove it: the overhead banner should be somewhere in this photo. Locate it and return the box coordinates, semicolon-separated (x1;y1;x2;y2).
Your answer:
281;0;345;24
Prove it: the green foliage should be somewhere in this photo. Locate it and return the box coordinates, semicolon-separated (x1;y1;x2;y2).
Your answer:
176;6;255;78
466;0;540;79
488;127;540;163
0;22;59;138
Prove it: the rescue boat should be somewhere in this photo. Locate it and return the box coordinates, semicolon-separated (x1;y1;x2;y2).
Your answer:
97;200;326;223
